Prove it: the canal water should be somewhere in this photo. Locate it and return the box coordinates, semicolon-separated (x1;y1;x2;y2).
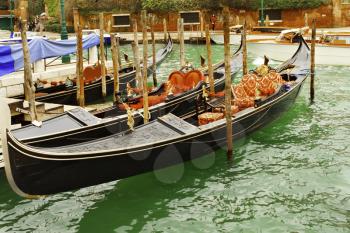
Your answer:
1;44;350;233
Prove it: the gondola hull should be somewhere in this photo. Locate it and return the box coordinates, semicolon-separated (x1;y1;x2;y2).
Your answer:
5;75;305;196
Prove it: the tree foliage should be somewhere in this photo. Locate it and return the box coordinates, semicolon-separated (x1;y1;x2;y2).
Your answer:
45;0;59;17
224;0;330;10
28;0;45;17
69;0;331;13
142;0;330;12
142;0;223;12
76;0;142;14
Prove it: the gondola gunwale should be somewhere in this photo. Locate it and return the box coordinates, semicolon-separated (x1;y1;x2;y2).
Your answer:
14;42;243;144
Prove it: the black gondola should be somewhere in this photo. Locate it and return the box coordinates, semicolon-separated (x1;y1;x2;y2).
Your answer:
3;36;310;198
10;43;243;147
14;37;174;105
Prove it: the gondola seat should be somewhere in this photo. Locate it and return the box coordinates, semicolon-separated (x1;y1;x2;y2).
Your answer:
233;84;255;109
241;73;258;97
82;63;106;85
35;92;48;97
118;94;168;110
198;112;224;126
168;70;204;95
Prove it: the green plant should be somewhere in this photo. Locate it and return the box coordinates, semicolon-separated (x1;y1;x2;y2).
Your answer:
28;0;45;17
45;0;59;17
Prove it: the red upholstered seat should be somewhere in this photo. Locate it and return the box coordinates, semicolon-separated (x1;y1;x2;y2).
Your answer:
119;70;205;111
82;63;106;85
168;70;204;95
118;95;167;110
35;92;48;97
198;112;224;126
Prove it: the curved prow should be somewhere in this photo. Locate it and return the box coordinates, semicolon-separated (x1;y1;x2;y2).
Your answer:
276;34;310;74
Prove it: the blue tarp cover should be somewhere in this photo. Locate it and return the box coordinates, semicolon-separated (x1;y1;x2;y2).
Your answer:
0;34;100;77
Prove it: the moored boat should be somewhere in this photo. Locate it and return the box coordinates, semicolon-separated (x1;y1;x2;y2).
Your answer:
210;25;278;45
10;42;243;147
13;36;173;105
248;29;350;65
3;36;310;198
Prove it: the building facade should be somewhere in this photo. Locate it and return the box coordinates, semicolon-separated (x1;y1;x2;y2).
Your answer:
0;1;11;30
70;0;349;33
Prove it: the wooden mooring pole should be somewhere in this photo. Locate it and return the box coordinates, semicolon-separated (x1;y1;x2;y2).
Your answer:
200;14;204;37
151;15;157;87
178;18;185;67
223;7;233;159
141;10;150;123
310;19;316;102
99;13;107;98
21;20;38;122
133;18;142;89
117;36;122;66
76;23;84;107
111;34;120;103
163;18;168;42
242;21;248;75
205;24;214;95
73;8;81;104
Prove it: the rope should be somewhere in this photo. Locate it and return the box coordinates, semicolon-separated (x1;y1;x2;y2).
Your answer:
135;109;152;120
123;103;135;131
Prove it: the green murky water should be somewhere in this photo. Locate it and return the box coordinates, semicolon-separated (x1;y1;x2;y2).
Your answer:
1;44;350;233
